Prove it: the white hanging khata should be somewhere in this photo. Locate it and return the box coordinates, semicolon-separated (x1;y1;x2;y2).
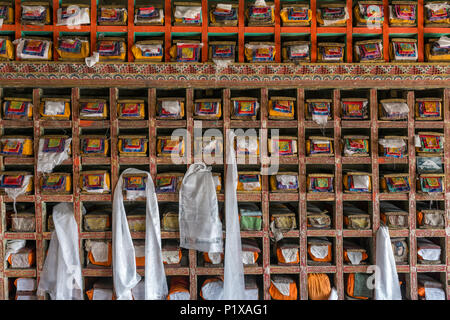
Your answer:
37;203;83;300
112;168;167;300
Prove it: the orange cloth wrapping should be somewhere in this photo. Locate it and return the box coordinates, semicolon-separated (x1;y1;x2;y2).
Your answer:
308;244;332;262
8;250;35;268
346;273;369;300
269;278;298;300
276;247;299;264
307;273;331;300
203;252;224;264
87;241;112;267
167;277;190;300
343;250;368;263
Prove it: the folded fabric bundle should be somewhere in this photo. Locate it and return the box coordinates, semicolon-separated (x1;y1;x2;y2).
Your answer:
269;275;298;300
0;36;14;60
234;135;260;157
203;251;224;266
354;39;384;62
379;99;409;120
14;37;52;61
56;4;90;26
80;135;109;156
85;239;112;267
307;174;334;193
0;171;34;196
84;209;111;232
173;2;202;25
276;239;299;265
170;41;202;62
6;243;35;269
381;173;411;193
424;1;450;25
344;241;368;265
0;136;33;156
209;41;236;64
79;99;108;119
306;99;332;124
239;203;262;231
131;40;163;62
97;6;127;25
417;274;446;300
200;277;223;300
231;97;259;120
343;136;370;156
378;136;408;158
389;1;417;26
341;98;369;119
194;99;222;119
166;277;190;300
307;273;331;300
307;238;332;264
306;203;331;229
40;173;72;194
380;202;408;229
134;4;164;25
343;172;372;193
390;237;409;264
155;173;183;193
426;36;450;61
56;37;90;61
282;41;310;63
236;171;261;192
416;202;445;229
15;278;37;300
417;238;441;264
0;2;14;24
2;97;33;120
39;98;71;120
10;212;35;232
270;173;299;192
345;273;373;300
86;279;114;300
390;38;418;61
97;37;126;61
268;96;296;119
123;174;148;201
246;2;275;26
280;4;312;26
317;4;348;26
354;1;384;26
156;98;185;119
21;2;50;25
270;203;297;233
126;210;146;232
343;203;371;229
117;99;145;119
418;174;444;193
415;132;444;155
241;239;260;266
194;136;223;159
244;43;276;62
415;98;442;120
268;136;297;156
118;135;148;156
80;170;111;194
210;3;238;26
157;136;185;157
306;136;334;156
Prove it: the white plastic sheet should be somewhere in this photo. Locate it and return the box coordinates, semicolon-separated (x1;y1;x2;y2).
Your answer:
375;225;402;300
382;101;409;116
328;287;338;300
425;286;445;300
224;130;246;300
113;168;167;300
44;100;65;115
37;203;83;300
37;137;72;173
281;248;298;263
16;278;36;291
201;279;224;300
310;245;329;259
437;35;450;48
174;6;201;19
378;138;406;148
347;251;363;265
162;100;181;114
179;163;223;253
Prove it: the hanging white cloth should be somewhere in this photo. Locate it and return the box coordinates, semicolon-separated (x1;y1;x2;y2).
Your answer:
112;168;167;300
37;203;83;300
223;130;246;300
375;225;402;300
179;163;223;253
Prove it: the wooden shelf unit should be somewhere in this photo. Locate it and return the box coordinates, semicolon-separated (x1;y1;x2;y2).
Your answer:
1;0;449;63
0;85;449;300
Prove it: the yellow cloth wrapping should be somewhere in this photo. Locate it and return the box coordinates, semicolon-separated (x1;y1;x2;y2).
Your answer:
307;273;331;300
246;5;275;25
0;38;14;60
268;99;295;119
426;42;450;61
98;40;126;61
317;7;348;26
80;171;111;194
244;45;276;62
425;3;450;25
236;173;261;192
0;137;33;156
343;174;372;192
280;7;312;25
117;101;145;119
131;42;163;62
40;174;72;194
56;39;90;60
2;6;13;24
118;137;148;156
157;137;185;157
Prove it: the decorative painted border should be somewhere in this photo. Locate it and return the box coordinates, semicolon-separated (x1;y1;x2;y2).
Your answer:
0;62;450;82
